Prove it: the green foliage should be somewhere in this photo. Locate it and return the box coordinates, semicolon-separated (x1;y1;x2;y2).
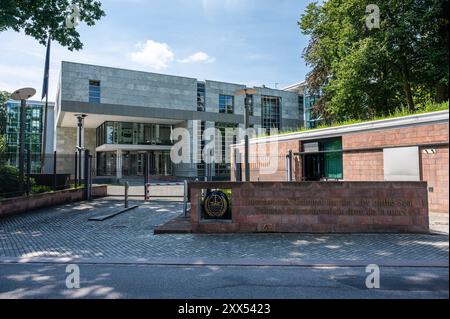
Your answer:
0;0;105;51
0;90;9;135
0;165;57;198
31;185;52;194
299;0;449;121
0;135;5;163
0;165;20;196
0;91;10;165
258;101;448;138
314;100;449;129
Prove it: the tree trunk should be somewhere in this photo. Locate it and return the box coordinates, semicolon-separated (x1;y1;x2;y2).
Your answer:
400;58;415;111
435;83;448;102
402;79;415;111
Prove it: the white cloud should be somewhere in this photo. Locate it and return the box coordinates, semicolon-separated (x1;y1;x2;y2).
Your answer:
178;51;216;64
129;40;175;70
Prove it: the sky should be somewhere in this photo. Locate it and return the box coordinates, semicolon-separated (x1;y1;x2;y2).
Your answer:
0;0;312;101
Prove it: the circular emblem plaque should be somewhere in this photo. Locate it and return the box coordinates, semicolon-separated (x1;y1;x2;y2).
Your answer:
204;191;229;218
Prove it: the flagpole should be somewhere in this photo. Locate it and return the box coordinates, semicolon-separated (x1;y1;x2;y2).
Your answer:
41;90;49;173
40;36;50;173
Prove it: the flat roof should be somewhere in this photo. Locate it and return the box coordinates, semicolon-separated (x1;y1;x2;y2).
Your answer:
241;110;449;145
62;61;278;92
6;99;55;106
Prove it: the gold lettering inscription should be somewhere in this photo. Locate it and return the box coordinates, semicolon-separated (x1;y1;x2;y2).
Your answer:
246;197;414;216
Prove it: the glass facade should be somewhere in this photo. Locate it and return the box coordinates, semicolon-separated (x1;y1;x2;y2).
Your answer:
197;121;206;177
219;95;234;114
197;82;205;111
304;92;322;129
97;152;117;176
298;95;304;126
261;96;281;131
323;139;343;179
3;101;44;172
215;122;238;180
96;151;173;177
246;94;254;116
302;138;343;181
96;122;174;147
89;80;101;103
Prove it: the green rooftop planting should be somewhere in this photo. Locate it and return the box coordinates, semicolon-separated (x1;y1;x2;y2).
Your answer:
259;101;449;138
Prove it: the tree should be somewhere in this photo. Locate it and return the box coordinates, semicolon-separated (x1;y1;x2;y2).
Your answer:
0;91;9;135
299;0;449;122
0;91;10;165
0;0;105;51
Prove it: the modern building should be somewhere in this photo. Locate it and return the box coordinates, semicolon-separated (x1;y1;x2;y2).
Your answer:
55;61;304;181
231;110;450;213
284;81;323;129
3;100;55;173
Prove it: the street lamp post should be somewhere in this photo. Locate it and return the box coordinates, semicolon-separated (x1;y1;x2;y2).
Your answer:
11;88;36;196
236;88;257;182
75;114;87;186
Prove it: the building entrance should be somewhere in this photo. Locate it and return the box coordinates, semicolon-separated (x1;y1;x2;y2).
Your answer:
122;151;173;177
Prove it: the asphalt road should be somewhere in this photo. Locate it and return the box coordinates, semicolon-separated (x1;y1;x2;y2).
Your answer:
0;263;447;299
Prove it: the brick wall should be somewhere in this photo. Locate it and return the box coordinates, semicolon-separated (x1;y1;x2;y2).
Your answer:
190;182;429;233
342;123;449;149
343;151;384;181
420;146;449;213
231;121;449;213
0;185;107;217
342;122;449;213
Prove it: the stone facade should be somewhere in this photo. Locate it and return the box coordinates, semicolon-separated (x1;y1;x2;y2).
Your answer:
55;127;96;175
61;62;197;111
56;61;303;179
190;182;429;233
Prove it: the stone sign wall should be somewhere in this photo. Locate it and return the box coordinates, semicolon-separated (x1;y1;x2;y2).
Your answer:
189;182;429;233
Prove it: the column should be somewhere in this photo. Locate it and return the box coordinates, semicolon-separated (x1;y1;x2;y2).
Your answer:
116;149;123;179
155;152;160;176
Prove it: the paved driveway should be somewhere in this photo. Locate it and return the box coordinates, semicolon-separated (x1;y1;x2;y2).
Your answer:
0;199;448;265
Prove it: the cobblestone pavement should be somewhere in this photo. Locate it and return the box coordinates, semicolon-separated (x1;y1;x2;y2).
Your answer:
0;199;448;263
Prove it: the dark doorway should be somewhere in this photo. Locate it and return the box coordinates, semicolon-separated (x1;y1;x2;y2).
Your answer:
301;138;343;181
304;153;322;181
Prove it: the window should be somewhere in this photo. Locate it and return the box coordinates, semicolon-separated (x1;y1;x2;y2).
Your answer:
304;92;322;129
197;121;206;177
3;102;44;173
302;138;343;181
197;82;205;111
261;96;281;131
215;122;238;179
298;95;304;123
96;121;174;146
219;95;234;114
245;94;254;116
89;80;101;103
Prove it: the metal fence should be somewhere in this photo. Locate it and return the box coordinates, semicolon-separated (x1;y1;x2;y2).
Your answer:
0;151;94;199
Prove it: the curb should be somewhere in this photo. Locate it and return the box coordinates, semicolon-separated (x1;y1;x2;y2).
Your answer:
0;257;448;268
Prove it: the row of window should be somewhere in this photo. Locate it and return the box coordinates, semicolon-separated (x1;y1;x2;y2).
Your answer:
90;80;270;119
96;121;174;147
3;102;44;170
88;80;290;131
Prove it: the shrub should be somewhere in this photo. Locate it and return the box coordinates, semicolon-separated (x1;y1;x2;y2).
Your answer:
0;165;20;197
0;165;37;198
31;185;52;194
